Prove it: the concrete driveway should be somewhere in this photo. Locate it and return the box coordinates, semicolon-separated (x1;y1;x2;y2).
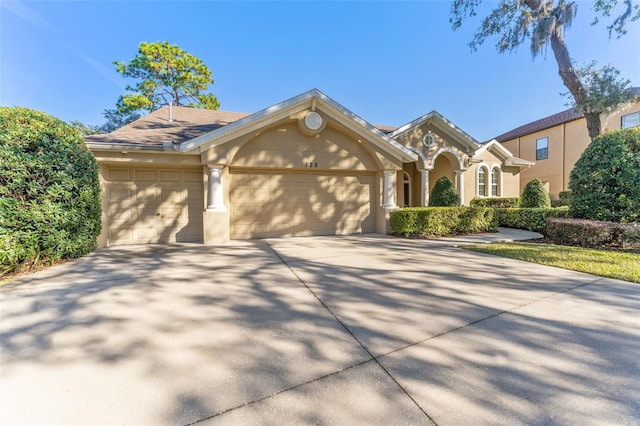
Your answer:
1;231;638;425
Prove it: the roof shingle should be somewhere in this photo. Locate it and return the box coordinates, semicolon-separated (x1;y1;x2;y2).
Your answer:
85;106;250;146
494;108;583;142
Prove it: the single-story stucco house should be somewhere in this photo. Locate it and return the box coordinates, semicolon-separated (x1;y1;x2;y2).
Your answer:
86;89;532;246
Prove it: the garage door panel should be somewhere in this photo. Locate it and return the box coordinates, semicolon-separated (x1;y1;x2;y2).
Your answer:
105;167;203;245
159;170;181;182
134;169;156;181
184;171;202;182
230;170;375;239
107;169;131;181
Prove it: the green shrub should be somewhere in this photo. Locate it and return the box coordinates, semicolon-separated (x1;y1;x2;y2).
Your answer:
520;178;551;208
569;128;640;223
389;207;496;237
546;218;640;251
493;208;569;233
559;190;573;206
0;107;101;275
429;176;460;207
470;197;520;208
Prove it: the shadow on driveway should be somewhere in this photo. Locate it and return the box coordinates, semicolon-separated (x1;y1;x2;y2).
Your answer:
1;234;638;425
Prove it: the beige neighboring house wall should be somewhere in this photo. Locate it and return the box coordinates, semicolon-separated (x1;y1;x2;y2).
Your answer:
86;89;531;247
497;96;640;199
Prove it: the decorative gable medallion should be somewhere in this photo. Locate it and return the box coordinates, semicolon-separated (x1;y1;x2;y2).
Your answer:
422;132;435;147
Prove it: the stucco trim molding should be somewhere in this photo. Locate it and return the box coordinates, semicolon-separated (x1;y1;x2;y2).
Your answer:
476;139;534;169
427;147;467;171
388;110;480;151
178;89;418;164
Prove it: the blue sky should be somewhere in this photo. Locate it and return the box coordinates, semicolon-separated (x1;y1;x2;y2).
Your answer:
1;1;638;141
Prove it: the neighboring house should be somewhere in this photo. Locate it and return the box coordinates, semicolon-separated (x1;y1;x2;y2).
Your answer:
495;91;640;199
86;89;531;246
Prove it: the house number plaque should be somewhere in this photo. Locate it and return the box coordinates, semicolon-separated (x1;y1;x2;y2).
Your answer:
304;162;319;168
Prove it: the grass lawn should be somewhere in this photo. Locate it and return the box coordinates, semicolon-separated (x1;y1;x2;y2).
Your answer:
463;242;640;283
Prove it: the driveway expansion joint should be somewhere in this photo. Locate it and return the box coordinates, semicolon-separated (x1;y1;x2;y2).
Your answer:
264;241;438;426
378;276;606;360
185;359;376;425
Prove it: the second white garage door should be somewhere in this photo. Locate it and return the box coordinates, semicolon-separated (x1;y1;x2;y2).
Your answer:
230;170;376;239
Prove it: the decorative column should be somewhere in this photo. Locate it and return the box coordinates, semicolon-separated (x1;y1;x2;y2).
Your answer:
382;170;397;209
455;171;464;206
206;165;226;211
420;169;429;206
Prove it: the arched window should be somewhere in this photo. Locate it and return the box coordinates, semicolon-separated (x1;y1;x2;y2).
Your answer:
491;167;500;197
478;167;487;197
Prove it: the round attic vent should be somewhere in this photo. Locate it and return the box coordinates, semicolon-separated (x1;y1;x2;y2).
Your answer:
304;111;323;131
422;132;435;146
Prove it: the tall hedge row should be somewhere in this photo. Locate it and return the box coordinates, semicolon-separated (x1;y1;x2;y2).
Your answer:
0;107;102;274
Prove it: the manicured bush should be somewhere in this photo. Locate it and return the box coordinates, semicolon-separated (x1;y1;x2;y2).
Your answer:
470;197;520;208
559;190;573;206
389;207;496;237
520;178;551;208
0;107;101;275
569;128;640;223
429;176;460;207
546;218;640;251
493;207;569;233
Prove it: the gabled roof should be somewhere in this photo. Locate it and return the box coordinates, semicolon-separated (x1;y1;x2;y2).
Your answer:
473;139;533;168
85;107;249;148
178;89;418;163
86;89;416;162
387;110;480;151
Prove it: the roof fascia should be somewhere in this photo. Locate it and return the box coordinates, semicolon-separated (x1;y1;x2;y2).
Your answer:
314;93;417;163
474;139;514;160
180;89;417;163
474;139;534;169
86;141;171;153
388;110;480;151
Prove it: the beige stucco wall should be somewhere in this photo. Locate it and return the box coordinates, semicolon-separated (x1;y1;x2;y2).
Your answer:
501;102;640;199
212;111;402;237
462;149;521;204
230;121;379;171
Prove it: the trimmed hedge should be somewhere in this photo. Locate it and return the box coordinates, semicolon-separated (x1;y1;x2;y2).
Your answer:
547;218;640;251
429;177;460;207
470;197;520;208
0;107;101;275
569;128;639;223
389;207;497;237
493;207;569;233
520;178;551;208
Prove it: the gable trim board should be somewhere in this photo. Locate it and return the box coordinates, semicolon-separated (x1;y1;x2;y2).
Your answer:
89;89;528;246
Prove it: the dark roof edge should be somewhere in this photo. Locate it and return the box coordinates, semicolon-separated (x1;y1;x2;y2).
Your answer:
494;86;640;142
494;108;583;142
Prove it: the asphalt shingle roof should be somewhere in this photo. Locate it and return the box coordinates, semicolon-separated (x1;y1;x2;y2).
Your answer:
493;108;583;142
85;106;250;146
85;105;398;146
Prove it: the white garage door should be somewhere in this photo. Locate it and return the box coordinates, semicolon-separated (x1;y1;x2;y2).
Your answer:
230;169;376;239
105;167;203;245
